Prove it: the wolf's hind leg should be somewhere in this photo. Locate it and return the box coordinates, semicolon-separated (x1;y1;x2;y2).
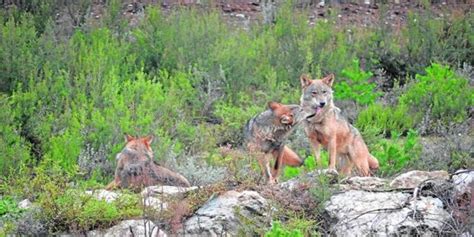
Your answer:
340;154;354;176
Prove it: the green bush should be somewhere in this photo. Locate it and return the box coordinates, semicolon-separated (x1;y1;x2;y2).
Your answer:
356;103;414;138
335;59;381;105
371;130;421;177
265;221;304;237
0;197;21;217
399;63;473;125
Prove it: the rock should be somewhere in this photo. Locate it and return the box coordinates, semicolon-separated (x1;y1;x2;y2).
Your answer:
339;176;389;191
141;185;198;198
279;169;339;191
18;199;32;209
85;189;119;203
452;169;474;234
390;170;449;189
87;219;167;237
325;190;450;236
452;169;474;195
181;190;268;236
140;185;197;211
142;196;168;211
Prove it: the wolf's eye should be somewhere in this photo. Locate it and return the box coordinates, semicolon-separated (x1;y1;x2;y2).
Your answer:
311;91;317;96
322;90;327;94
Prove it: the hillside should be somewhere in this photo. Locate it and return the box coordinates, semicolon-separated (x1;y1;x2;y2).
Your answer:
0;0;472;235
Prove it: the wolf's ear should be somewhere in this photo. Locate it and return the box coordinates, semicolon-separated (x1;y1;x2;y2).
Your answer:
144;135;154;144
322;74;335;87
124;134;135;143
300;74;312;88
268;101;281;110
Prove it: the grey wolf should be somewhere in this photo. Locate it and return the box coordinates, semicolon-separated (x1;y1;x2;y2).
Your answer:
244;101;305;184
106;134;191;190
299;74;379;176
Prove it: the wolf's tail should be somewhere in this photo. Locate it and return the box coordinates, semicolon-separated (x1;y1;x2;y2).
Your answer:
368;154;379;170
272;146;304;171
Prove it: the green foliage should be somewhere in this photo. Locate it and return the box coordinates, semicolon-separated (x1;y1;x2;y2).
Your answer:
450;151;474;171
399;63;473;125
371;130;421;176
0;197;21;217
0;15;39;93
335;59;381;105
356;103;414;138
265;221;304;237
0;3;472;234
0;95;31;175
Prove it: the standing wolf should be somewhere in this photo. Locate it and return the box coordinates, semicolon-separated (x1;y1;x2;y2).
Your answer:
244;101;305;184
299;74;379;176
106;134;191;191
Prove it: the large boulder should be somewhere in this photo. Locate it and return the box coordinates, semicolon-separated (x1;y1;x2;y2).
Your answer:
325;190;450;236
181;190;269;236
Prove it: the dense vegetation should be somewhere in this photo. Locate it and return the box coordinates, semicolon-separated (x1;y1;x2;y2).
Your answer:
0;0;472;235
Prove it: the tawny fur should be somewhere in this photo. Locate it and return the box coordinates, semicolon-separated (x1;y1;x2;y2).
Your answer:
244;102;305;184
106;134;191;191
300;74;379;176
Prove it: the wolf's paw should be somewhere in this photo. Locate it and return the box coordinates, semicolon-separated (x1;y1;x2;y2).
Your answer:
325;168;339;176
268;178;277;185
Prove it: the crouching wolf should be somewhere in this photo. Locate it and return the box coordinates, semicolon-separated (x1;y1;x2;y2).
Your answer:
244;101;305;184
106;134;191;191
299;74;379;176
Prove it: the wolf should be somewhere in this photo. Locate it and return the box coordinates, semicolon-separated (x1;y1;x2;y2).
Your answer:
106;134;191;191
244;101;305;184
299;74;379;176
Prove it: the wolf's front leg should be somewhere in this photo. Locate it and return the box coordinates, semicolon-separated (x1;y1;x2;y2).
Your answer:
327;137;339;175
308;135;322;168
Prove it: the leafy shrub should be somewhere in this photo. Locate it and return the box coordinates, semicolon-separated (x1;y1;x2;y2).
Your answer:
0;197;21;217
399;63;473;127
356;103;414;138
335;59;382;105
265;221;304;237
0;95;31;175
371;130;421;177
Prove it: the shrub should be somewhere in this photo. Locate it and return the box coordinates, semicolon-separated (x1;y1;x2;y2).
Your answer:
265;221;304;237
335;59;382;105
356;103;414;138
399;63;473;128
0;196;21;217
371;129;421;177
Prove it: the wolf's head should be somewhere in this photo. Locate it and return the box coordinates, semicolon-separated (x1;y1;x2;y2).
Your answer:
268;101;297;126
117;134;154;161
299;74;335;118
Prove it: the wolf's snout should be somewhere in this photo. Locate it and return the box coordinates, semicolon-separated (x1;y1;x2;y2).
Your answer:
281;116;291;124
319;102;326;107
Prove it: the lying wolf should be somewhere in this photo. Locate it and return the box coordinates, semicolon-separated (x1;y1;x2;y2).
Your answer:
299;74;379;176
106;134;191;190
244;101;305;184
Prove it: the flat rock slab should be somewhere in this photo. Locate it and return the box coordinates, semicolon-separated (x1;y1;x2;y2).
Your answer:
390;170;449;189
339;176;389;191
325;190;450;236
181;190;268;236
87;219;166;237
141;185;198;197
